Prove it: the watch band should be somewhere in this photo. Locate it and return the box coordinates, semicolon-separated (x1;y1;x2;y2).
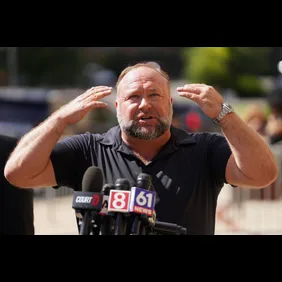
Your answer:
213;102;234;124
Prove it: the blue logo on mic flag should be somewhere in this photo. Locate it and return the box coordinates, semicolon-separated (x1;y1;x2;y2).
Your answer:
129;187;156;216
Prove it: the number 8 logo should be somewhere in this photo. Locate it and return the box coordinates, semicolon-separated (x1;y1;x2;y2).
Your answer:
112;192;126;209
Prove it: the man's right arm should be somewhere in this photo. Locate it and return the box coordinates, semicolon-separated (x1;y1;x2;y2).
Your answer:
4;114;67;188
4;86;112;189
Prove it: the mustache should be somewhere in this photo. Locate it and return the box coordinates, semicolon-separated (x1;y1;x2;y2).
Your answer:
134;112;158;120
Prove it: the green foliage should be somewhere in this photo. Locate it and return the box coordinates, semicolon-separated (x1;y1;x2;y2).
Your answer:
229;47;272;75
182;47;272;97
182;47;231;89
236;75;266;97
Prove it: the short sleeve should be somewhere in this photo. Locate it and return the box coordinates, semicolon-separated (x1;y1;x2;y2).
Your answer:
50;134;92;191
208;133;232;189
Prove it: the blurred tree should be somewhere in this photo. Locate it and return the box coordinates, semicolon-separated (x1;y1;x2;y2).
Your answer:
182;47;231;90
182;47;273;97
18;47;85;88
229;47;272;75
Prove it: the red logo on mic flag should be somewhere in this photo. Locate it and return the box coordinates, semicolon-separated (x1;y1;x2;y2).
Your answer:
108;190;131;212
91;194;101;206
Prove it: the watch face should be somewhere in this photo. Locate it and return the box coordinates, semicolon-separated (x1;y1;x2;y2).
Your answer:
213;103;234;124
224;103;234;111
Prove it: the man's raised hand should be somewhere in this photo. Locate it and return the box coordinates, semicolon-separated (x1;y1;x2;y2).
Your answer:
177;84;224;119
54;86;112;125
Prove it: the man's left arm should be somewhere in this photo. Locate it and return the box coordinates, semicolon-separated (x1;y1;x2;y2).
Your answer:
177;84;278;189
220;111;277;188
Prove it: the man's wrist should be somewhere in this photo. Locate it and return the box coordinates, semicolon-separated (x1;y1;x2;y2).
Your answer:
47;114;68;136
213;102;234;124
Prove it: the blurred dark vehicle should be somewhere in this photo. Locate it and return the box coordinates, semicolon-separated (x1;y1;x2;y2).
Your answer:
0;88;50;138
172;102;220;133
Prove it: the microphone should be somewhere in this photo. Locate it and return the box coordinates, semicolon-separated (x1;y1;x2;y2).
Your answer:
72;166;103;235
129;173;156;235
108;178;131;235
153;221;187;235
137;173;152;191
99;183;115;235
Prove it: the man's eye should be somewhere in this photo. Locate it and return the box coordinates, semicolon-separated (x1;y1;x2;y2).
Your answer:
129;95;139;99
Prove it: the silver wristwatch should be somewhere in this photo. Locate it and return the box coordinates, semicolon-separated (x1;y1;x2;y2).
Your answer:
213;102;234;124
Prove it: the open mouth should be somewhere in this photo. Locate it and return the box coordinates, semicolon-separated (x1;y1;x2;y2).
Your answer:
137;117;156;126
140;117;153;120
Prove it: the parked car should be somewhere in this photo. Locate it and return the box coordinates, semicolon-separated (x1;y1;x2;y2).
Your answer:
172;102;220;133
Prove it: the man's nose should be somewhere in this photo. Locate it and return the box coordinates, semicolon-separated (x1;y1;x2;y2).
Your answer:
138;97;151;110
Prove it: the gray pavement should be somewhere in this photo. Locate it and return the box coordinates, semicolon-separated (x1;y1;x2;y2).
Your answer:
33;194;78;235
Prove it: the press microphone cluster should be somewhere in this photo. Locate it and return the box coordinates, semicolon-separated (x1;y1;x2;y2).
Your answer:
72;166;187;235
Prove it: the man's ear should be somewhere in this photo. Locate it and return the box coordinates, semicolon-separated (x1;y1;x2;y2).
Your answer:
170;97;173;104
115;100;118;109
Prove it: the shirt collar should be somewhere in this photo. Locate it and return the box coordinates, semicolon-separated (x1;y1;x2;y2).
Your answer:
96;126;122;148
96;125;197;153
170;126;197;145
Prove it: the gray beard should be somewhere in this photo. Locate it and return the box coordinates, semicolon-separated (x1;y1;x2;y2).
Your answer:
116;109;173;140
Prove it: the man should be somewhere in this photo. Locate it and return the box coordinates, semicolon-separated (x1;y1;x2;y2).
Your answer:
0;134;34;235
4;62;278;235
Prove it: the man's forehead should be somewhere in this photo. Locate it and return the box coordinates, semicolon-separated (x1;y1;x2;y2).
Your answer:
120;67;165;86
126;85;160;93
117;66;170;97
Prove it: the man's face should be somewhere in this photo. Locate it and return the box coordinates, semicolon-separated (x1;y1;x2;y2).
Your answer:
116;67;173;140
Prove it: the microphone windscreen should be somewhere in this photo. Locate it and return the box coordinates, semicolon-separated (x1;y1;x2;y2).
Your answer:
102;183;115;195
82;166;104;193
136;173;152;190
115;178;131;190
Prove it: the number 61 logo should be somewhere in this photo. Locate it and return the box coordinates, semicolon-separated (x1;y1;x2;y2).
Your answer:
129;187;156;215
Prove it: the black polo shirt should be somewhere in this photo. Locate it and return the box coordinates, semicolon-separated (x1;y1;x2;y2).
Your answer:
0;135;34;235
50;125;232;235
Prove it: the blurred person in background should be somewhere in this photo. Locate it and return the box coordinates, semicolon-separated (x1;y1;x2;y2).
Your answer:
265;88;282;146
262;88;282;200
4;61;278;235
243;104;268;141
0;135;34;235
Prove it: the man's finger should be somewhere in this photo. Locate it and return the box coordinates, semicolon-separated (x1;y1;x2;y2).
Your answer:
187;83;207;87
177;86;202;95
87;101;108;108
87;88;112;101
83;86;112;99
88;86;112;92
178;92;201;104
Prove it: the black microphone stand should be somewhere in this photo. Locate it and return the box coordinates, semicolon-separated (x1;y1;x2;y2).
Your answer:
79;211;96;235
99;184;115;235
130;173;153;235
113;179;131;235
